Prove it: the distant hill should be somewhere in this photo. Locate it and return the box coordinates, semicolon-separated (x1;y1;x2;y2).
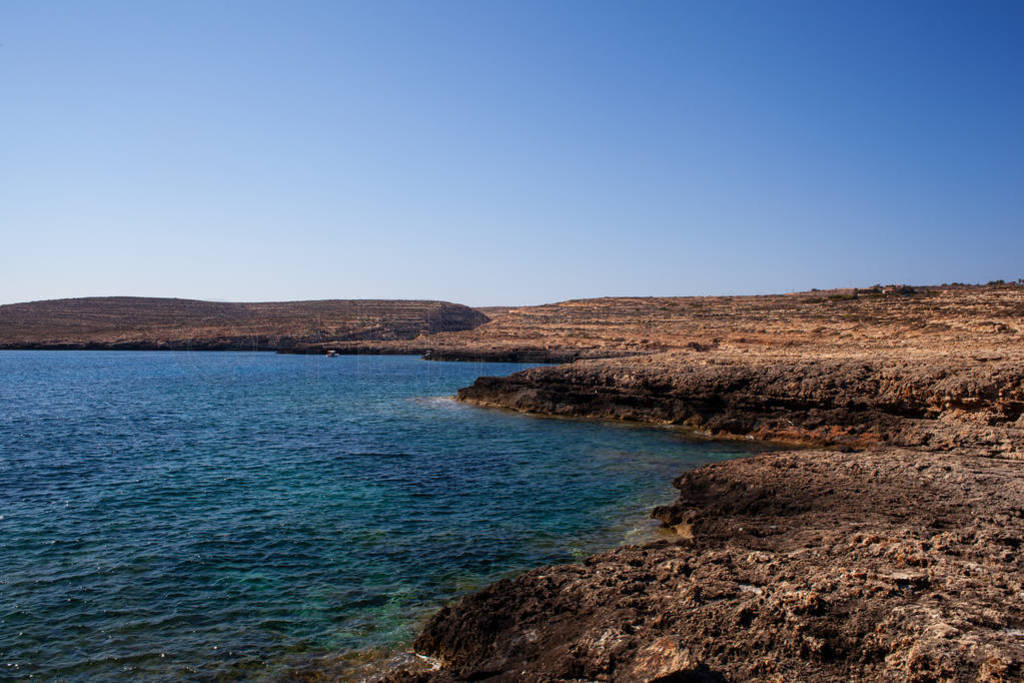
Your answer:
0;297;489;350
414;282;1024;361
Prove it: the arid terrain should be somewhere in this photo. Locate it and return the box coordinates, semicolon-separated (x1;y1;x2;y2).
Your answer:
4;285;1024;680
397;446;1024;682
383;284;1024;682
0;297;488;350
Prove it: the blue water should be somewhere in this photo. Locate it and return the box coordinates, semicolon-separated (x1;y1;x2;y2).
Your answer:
0;352;759;678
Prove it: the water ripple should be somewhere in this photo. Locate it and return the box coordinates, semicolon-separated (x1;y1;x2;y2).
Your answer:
0;351;760;678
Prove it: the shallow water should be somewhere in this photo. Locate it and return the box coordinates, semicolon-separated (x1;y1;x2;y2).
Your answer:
0;351;759;678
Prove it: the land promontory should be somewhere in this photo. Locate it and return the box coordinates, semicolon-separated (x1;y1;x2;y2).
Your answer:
0;297;488;350
384;283;1024;681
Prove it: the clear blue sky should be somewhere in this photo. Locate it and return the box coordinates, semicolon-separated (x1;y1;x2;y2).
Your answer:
2;1;1022;306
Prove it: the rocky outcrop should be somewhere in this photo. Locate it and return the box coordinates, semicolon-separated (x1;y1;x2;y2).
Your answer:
402;449;1024;681
457;352;1024;456
414;284;1024;364
386;285;1024;681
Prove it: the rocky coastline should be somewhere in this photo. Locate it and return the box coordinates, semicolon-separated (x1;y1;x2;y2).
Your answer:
456;352;1024;455
397;447;1023;681
5;286;1023;679
386;285;1024;681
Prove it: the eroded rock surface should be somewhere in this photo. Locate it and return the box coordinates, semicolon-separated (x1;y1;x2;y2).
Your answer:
397;450;1024;681
388;285;1024;681
458;352;1024;457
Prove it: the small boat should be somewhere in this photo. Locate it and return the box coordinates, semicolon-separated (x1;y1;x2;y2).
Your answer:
326;350;339;358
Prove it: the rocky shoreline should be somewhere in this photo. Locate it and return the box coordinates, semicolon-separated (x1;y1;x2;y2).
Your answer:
455;352;1024;455
382;363;1024;681
383;286;1024;681
6;286;1023;679
395;447;1023;681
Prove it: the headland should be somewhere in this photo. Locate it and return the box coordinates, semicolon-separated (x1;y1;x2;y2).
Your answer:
389;283;1024;681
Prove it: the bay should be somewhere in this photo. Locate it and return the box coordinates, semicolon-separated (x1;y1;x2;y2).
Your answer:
0;351;758;678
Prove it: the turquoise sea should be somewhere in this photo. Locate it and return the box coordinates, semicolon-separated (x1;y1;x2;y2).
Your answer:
0;352;759;678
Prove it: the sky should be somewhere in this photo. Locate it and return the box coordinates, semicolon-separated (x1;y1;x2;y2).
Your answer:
2;1;1023;306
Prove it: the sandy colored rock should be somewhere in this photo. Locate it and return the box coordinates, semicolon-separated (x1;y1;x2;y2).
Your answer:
398;450;1023;681
386;284;1024;682
421;283;1024;362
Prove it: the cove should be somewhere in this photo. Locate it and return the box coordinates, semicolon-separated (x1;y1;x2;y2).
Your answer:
0;351;760;678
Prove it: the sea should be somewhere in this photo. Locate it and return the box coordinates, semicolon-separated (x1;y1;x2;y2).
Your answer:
0;351;759;679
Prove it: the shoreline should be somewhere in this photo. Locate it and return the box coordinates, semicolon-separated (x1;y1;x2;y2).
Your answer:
385;345;1024;680
6;286;1023;678
396;446;1024;681
8;352;712;679
312;399;766;682
0;343;581;364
